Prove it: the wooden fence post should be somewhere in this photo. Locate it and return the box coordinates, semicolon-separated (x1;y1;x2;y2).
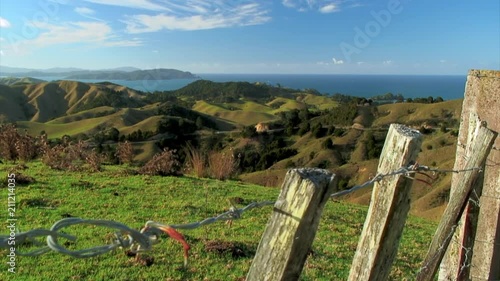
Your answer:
348;124;422;281
246;168;337;281
416;123;497;281
439;69;500;281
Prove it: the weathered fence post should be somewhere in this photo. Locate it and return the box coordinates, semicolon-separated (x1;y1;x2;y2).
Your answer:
439;69;500;281
348;124;422;281
246;168;337;281
416;123;497;281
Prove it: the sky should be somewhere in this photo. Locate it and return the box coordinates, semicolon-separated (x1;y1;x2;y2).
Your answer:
0;0;498;74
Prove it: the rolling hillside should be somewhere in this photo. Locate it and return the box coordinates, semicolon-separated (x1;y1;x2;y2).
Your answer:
0;76;46;86
0;78;465;220
1;80;146;123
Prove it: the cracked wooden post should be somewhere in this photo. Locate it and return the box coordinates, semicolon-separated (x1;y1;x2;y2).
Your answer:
246;168;337;281
439;69;500;281
416;123;497;281
348;124;422;281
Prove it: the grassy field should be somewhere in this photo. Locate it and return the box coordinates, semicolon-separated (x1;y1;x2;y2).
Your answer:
192;101;278;126
373;99;462;127
0;161;437;280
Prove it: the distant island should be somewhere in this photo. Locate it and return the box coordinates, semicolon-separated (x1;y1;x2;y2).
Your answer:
64;68;199;80
0;66;198;81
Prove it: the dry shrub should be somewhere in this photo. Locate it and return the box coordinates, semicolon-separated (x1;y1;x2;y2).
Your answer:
67;140;87;161
41;144;80;171
85;150;103;172
41;144;67;170
184;144;206;178
15;134;39;162
40;139;102;172
0;124;20;161
208;149;238;180
115;141;134;164
0;124;18;160
139;148;181;176
0;124;43;162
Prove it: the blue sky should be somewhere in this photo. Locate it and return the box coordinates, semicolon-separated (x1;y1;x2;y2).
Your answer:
0;0;498;74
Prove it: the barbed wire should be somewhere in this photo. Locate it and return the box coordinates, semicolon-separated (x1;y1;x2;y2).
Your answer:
0;164;484;269
331;163;482;198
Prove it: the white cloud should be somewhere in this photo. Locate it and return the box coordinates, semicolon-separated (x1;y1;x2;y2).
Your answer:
26;21;142;47
0;50;4;56
124;2;270;32
0;17;11;28
282;0;297;8
319;3;339;13
283;0;362;13
356;61;364;65
383;60;393;65
83;0;170;11
332;57;344;64
75;7;96;15
440;59;446;63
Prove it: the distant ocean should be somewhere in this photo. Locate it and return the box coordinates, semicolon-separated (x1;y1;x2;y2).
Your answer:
34;74;467;100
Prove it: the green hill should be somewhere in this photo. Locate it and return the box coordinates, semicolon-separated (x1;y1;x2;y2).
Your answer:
0;76;46;86
373;99;462;127
171;80;297;103
0;79;464;220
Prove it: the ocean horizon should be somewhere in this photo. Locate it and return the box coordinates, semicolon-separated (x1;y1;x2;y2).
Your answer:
27;74;467;100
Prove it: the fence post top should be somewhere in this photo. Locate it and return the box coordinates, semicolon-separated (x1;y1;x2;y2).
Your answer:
389;123;422;138
286;168;336;186
287;167;334;176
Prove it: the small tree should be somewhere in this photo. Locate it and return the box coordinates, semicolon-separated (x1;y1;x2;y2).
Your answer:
298;122;310;136
322;138;334;150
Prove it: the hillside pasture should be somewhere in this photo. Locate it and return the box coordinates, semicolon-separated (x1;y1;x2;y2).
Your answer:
0;162;436;280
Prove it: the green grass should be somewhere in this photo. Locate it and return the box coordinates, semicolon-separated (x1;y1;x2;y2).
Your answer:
373;99;462;127
17;118;110;139
47;106;115;124
193;100;278;126
0;161;436;280
267;97;308;114
299;94;339;111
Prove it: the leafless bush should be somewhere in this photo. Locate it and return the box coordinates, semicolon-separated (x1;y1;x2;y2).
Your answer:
115;141;134;164
0;124;42;162
85;150;103;172
139;148;181;176
184;144;207;178
0;124;19;161
68;140;88;161
15;134;38;162
40;139;101;172
208;149;238;180
41;144;77;171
